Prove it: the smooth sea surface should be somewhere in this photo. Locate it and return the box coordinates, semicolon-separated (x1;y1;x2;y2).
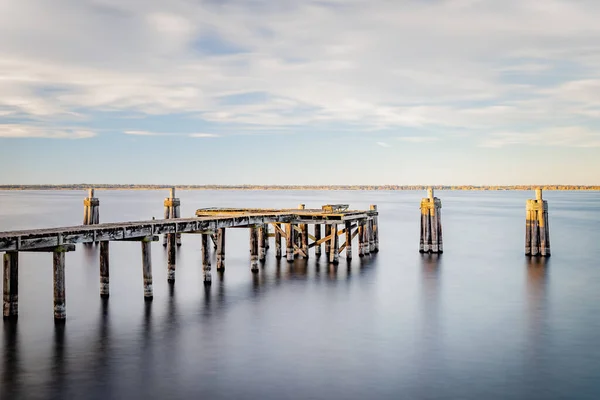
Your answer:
1;190;599;400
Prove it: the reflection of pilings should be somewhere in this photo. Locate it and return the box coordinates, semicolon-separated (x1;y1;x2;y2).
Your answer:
50;323;67;399
525;257;549;360
94;298;112;398
1;321;19;399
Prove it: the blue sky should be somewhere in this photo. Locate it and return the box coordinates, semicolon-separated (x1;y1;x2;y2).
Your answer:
0;0;599;185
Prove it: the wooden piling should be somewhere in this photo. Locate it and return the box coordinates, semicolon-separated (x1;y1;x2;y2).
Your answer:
525;189;550;257
314;224;322;257
99;241;109;298
250;226;259;272
363;219;371;256
163;187;181;246
53;250;66;320
325;224;331;257
258;225;266;261
167;233;176;283
141;239;153;300
274;224;282;259
370;205;379;252
358;222;365;257
345;221;352;260
202;233;211;284
263;223;270;250
419;188;443;254
216;228;225;270
368;218;375;253
301;223;309;259
286;224;294;263
329;224;339;264
3;252;18;319
83;188;100;226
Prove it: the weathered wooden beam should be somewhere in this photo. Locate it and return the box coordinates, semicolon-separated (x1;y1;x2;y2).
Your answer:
53;249;66;320
202;233;211;285
314;224;321;257
19;244;76;252
141;239;153;300
167;233;176;283
250;226;259;272
329;224;339;264
274;224;282;259
216;228;225;271
258;225;266;261
3;252;18;319
325;224;331;257
286;224;294;263
99;241;109;298
301;223;309;259
358;222;365;257
345;221;352;260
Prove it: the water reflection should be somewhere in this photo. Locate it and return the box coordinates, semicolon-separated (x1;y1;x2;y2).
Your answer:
50;322;67;399
525;257;549;362
1;321;19;399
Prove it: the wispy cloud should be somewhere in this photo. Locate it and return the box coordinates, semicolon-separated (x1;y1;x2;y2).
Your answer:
1;0;599;146
480;127;600;148
397;136;439;143
376;141;391;148
189;133;220;138
0;124;95;139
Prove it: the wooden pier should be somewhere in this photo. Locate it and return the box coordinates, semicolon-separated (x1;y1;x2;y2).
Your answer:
1;200;379;321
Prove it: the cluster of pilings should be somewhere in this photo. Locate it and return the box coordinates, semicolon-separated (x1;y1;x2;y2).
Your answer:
419;188;443;254
525;189;551;257
163;187;182;246
83;188;100;225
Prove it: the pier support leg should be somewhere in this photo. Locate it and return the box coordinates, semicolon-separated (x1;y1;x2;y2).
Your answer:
202;233;211;285
3;252;18;319
99;241;109;298
286;224;294;263
53;250;66;321
141;239;153;300
364;220;371;256
358;222;365;257
167;233;176;283
301;224;309;259
258;225;266;262
370;205;379;252
329;224;339;264
264;224;270;250
368;218;375;253
275;224;282;259
314;224;321;257
325;225;331;258
250;226;259;272
216;228;225;271
345;221;353;260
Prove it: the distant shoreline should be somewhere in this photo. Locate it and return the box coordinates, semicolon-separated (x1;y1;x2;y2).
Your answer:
0;185;598;191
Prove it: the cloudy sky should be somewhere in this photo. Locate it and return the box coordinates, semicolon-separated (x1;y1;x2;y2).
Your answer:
1;0;599;185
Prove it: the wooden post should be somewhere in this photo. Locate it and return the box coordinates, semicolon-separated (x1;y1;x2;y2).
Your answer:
163;187;181;246
363;219;371;255
526;189;550;257
420;188;443;254
329;224;339;264
53;250;66;320
325;224;331;257
216;228;225;271
286;224;294;263
99;241;109;298
345;221;352;260
83;188;100;226
167;233;176;283
274;224;282;259
141;239;153;300
301;224;309;259
264;223;270;250
250;226;259;272
202;233;211;285
3;252;18;319
314;224;322;257
358;221;365;257
258;225;266;261
368;218;375;253
370;205;379;252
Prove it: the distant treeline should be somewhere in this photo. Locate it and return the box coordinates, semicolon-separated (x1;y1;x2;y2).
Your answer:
0;185;599;191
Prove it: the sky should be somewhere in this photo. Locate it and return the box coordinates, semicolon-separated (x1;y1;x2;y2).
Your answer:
0;0;599;185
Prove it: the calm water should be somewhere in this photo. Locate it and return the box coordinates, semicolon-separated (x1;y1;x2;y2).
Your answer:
1;190;599;400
